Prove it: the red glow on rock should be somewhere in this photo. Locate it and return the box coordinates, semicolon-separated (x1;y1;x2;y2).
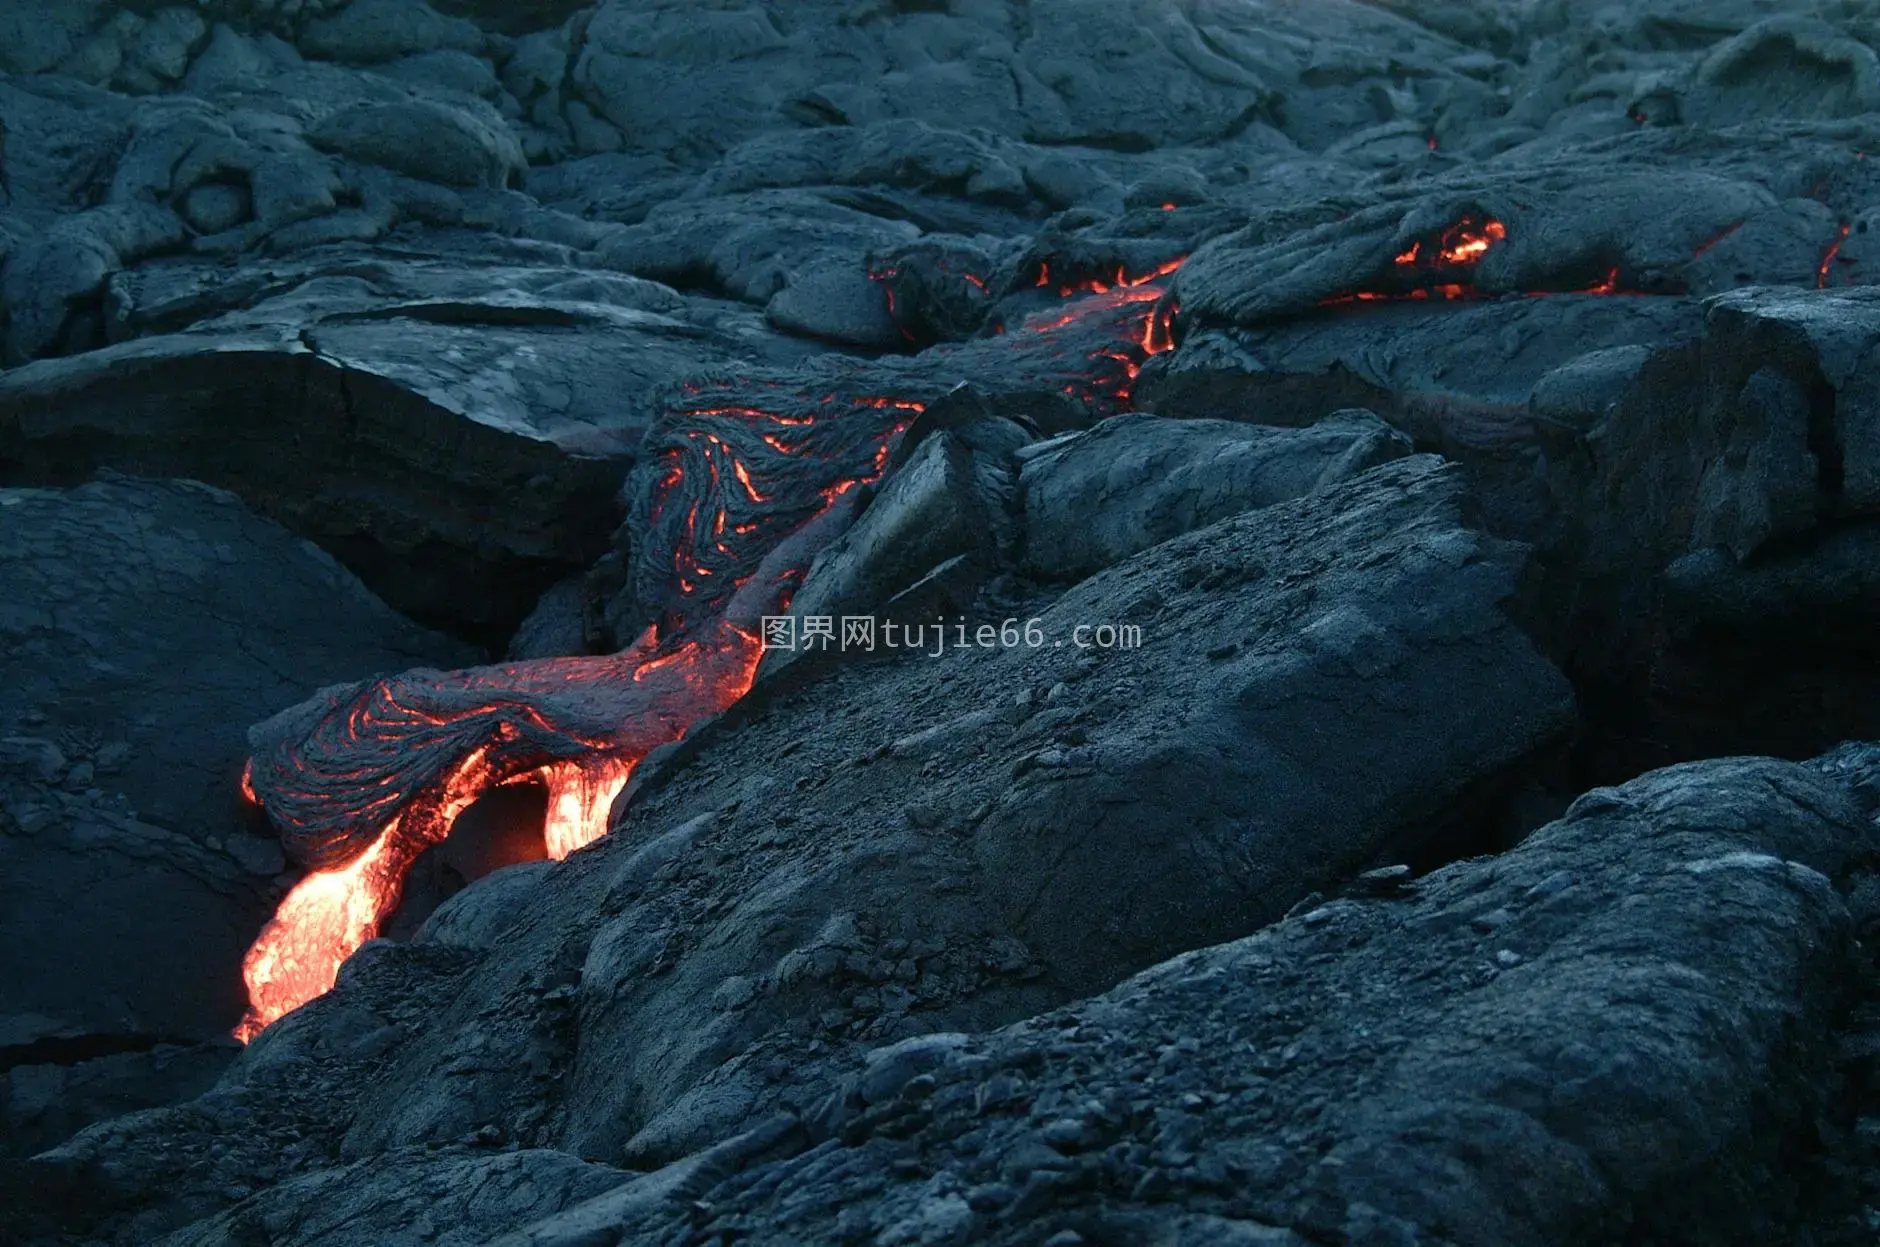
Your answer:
1437;218;1506;265
1322;216;1653;305
234;619;769;1042
1693;222;1744;259
1388;217;1505;272
1328;217;1510;305
733;459;768;502
1820;224;1852;289
1141;298;1178;356
236;252;1191;1042
1579;267;1621;296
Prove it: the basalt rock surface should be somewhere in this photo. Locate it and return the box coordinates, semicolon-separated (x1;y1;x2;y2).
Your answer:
0;473;470;1160
12;0;1880;1244
504;749;1880;1247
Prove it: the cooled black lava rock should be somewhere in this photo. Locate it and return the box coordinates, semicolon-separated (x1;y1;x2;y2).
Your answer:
0;473;470;1159
510;752;1875;1247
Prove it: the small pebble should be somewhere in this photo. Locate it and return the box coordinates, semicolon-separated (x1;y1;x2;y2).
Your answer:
1041;1118;1087;1151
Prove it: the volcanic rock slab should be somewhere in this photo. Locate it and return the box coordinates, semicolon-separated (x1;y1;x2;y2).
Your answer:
504;752;1876;1247
0;247;814;641
1548;282;1880;775
154;1146;629;1247
0;473;469;1155
1018;410;1415;581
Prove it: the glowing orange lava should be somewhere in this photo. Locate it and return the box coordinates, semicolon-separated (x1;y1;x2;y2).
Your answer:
1322;216;1651;305
235;254;1188;1043
235;621;770;1042
1820;224;1852;289
234;816;405;1043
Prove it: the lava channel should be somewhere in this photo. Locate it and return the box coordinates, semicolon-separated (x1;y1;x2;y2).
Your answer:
235;261;1183;1041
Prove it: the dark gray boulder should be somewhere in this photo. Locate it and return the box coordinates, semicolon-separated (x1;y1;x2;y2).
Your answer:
1681;16;1880;128
0;473;471;1157
297;0;486;66
0;473;472;854
0;248;815;640
1018;410;1413;581
1539;284;1880;773
411;861;556;951
765;265;904;349
763;429;1000;667
307;98;523;189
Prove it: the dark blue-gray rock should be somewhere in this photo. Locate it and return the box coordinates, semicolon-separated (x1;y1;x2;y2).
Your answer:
153;1147;631;1247
0;474;471;1160
308;98;523;189
505;752;1876;1247
412;861;555;950
765;265;903;349
0;247;817;639
3;202;187;360
1018;410;1413;581
1681;16;1880;128
1548;284;1880;771
1529;345;1655;436
297;0;485;66
760;430;999;676
179;180;252;234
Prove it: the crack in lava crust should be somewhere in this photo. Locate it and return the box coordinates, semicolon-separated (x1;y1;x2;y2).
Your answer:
235;267;1182;1041
1315;215;1646;306
237;618;770;1043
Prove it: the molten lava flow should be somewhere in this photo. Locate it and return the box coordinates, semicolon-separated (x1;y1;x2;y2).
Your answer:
236;253;1187;1042
1322;216;1512;307
1322;215;1651;306
536;760;636;860
1820;224;1852;289
236;617;773;1041
1436;218;1505;265
234;817;404;1043
1692;222;1744;259
1389;218;1504;271
1036;255;1184;299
